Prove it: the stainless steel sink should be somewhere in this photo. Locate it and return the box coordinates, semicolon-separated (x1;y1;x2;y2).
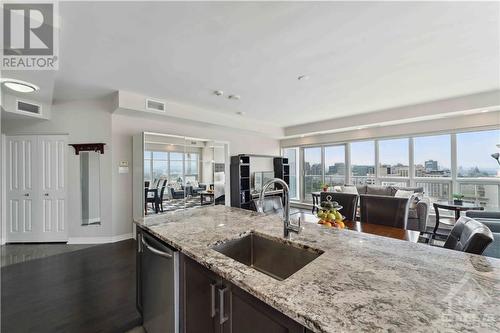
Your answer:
212;232;323;280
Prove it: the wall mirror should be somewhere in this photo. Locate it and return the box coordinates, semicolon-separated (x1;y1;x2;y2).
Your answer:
80;151;101;225
135;132;229;218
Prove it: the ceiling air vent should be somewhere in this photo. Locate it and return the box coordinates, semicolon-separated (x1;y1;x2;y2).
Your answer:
17;100;41;114
145;98;166;112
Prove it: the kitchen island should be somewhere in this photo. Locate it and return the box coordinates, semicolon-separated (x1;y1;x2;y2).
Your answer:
135;205;500;332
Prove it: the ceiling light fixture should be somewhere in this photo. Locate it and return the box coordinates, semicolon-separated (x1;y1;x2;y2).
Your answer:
213;90;223;96
1;78;39;93
228;94;240;100
236;111;245;116
297;75;310;81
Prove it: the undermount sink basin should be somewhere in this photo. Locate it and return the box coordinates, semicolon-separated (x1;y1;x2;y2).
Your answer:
212;232;323;281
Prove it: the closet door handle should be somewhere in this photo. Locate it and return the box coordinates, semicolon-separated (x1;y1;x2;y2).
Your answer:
23;193;29;197
44;193;49;196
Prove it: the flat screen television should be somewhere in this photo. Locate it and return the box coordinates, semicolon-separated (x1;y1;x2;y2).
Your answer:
253;171;275;192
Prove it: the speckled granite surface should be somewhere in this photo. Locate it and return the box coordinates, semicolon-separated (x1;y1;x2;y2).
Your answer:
135;206;500;333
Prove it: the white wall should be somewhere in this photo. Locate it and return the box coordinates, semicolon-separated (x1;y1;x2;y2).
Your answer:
111;111;280;237
2;98;114;241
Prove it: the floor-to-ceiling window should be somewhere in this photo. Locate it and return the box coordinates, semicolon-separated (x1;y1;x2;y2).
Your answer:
378;138;409;178
283;127;500;208
184;152;200;183
283;148;299;200
169;152;184;182
144;151;200;183
324;145;345;186
152;152;168;180
414;134;452;202
350;141;375;185
456;129;500;208
304;147;322;202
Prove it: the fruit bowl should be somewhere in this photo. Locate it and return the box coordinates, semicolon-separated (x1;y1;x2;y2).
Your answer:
316;208;346;229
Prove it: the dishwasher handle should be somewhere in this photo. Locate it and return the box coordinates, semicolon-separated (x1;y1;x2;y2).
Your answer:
141;235;173;259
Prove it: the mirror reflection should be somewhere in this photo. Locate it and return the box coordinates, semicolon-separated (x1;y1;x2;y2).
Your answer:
143;133;228;215
80;151;101;225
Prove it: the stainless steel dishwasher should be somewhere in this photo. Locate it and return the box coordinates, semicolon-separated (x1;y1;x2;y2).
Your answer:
138;229;179;333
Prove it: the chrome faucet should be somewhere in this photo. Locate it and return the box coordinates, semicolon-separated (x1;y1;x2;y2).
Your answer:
258;178;300;238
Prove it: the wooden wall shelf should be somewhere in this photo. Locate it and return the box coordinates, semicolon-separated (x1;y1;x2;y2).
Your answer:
69;143;106;155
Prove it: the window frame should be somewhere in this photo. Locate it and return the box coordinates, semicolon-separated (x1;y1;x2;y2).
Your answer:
282;127;499;208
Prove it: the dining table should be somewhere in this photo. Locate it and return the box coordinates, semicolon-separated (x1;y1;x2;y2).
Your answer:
432;201;484;237
292;211;421;242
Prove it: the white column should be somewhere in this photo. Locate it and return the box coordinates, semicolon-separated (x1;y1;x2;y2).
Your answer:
409;137;415;187
451;133;458;200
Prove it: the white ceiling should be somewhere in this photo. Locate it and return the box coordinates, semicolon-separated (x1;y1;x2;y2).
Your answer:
2;1;499;129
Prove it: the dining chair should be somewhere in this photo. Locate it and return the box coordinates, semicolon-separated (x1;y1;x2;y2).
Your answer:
158;179;168;212
320;192;358;222
443;216;493;255
359;194;411;229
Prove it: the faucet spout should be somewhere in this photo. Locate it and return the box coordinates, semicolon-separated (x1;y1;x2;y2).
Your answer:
258;178;300;238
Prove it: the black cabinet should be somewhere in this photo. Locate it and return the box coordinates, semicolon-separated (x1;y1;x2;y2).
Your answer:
181;255;305;333
273;157;290;190
230;155;251;210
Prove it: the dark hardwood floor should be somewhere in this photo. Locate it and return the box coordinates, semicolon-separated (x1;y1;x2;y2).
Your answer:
1;240;141;333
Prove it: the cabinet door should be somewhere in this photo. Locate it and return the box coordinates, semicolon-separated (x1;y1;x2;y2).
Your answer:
182;256;219;333
228;284;304;333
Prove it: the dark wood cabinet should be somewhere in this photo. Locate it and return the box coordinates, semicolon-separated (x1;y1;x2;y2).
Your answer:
181;254;306;333
228;283;304;333
181;255;220;333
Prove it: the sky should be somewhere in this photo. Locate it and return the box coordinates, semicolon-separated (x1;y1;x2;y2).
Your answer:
302;129;500;170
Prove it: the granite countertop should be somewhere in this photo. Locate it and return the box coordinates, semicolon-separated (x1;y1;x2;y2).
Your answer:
135;206;500;333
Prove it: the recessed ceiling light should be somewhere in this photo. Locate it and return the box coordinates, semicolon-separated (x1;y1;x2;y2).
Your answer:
213;90;223;96
236;111;245;116
228;94;240;100
297;75;310;81
300;135;305;138
481;110;490;113
1;78;39;93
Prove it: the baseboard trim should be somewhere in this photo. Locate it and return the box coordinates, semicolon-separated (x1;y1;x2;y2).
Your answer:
68;233;133;244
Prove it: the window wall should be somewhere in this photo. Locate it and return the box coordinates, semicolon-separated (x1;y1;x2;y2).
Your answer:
378;138;409;178
324;145;345;186
283;128;500;208
144;151;200;183
350;141;375;185
304;147;322;201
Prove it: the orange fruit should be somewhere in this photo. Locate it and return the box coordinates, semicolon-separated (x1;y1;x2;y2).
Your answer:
336;221;345;229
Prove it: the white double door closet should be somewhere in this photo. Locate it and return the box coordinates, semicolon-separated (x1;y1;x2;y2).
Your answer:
6;135;68;242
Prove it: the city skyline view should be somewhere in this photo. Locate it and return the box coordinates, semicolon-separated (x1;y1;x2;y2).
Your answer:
302;129;499;178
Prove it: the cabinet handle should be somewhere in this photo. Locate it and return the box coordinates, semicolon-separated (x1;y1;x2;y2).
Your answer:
219;287;229;324
44;193;49;196
140;235;172;259
138;233;143;253
24;193;29;197
210;283;216;318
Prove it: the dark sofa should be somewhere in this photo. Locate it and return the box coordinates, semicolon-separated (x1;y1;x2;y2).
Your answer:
354;185;430;232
